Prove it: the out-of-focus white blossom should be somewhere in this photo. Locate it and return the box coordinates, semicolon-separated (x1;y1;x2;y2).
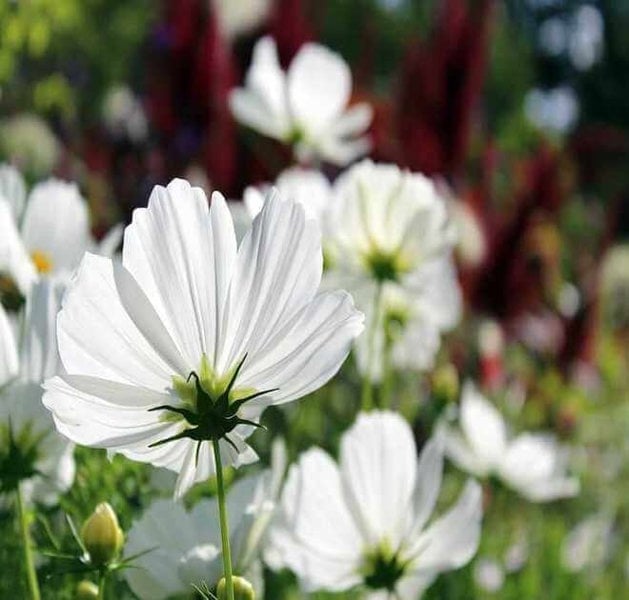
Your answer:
230;37;372;166
441;382;580;502
0;281;75;505
561;513;614;573
212;0;271;39
268;411;482;598
43;180;363;499
324;160;461;381
0;114;60;176
473;558;505;593
102;85;148;143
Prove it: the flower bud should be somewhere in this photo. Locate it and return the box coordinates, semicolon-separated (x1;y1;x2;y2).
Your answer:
431;363;459;406
217;576;256;600
81;502;124;566
75;580;99;600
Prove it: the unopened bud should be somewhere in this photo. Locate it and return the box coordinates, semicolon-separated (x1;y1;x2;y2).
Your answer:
75;580;99;600
217;576;256;600
81;502;124;566
432;363;459;405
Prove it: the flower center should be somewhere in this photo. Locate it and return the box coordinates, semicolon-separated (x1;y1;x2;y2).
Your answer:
362;542;407;592
365;250;406;283
31;250;53;274
148;354;273;456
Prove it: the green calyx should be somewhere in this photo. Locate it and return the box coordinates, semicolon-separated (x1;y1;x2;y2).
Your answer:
148;354;273;460
365;250;407;283
362;542;408;592
0;422;45;493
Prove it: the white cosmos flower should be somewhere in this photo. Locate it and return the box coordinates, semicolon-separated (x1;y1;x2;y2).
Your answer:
441;382;580;502
229;36;373;166
268;411;482;599
43;179;363;499
324;160;461;381
0;169;123;291
125;439;286;599
0;280;75;505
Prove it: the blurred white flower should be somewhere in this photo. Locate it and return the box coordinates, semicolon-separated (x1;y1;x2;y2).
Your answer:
451;201;487;268
125;439;286;599
0;169;123;291
43;179;363;499
504;533;529;573
212;0;271;39
524;86;579;134
102;85;148;143
473;558;505;593
0;281;75;505
0;114;60;176
441;382;580;502
268;411;482;598
230;36;373;166
561;513;614;573
569;5;604;71
324;160;461;381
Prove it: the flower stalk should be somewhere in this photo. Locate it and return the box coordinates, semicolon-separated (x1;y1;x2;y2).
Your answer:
16;482;41;600
213;438;235;600
361;284;383;411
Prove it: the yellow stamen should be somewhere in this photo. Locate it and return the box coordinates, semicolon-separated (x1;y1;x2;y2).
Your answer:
31;250;53;274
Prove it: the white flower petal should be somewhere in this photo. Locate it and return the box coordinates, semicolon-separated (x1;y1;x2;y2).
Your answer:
439;423;489;477
339;411;417;547
0;301;19;386
229;36;290;139
409;480;482;574
0;197;37;293
240;290;363;404
57;253;175;388
500;433;579;502
330;103;373;139
460;382;507;468
20;279;63;382
219;189;322;371
95;223;124;257
287;43;351;136
0;163;27;220
269;448;364;592
410;435;445;535
122;180;237;368
21;179;90;274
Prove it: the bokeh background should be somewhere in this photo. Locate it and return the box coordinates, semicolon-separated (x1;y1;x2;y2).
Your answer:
1;1;628;598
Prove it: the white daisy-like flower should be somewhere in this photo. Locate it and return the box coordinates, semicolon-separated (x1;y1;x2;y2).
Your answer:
43;179;363;499
324;159;461;381
0;281;75;505
0;168;123;291
229;36;373;166
440;382;580;502
125;439;286;599
268;411;482;599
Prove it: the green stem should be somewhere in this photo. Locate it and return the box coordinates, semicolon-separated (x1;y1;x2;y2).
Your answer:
97;571;106;600
381;338;394;409
361;284;383;411
16;482;40;600
213;439;235;600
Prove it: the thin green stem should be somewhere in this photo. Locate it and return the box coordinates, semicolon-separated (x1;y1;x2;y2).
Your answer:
212;439;235;600
381;337;394;409
361;283;383;411
97;571;107;600
16;482;40;600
